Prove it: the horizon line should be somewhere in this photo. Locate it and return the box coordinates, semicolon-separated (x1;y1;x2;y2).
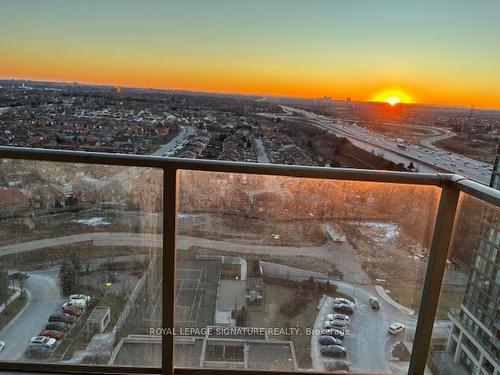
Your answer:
1;76;499;112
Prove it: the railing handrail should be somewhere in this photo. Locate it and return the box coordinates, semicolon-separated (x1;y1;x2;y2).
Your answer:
1;146;499;207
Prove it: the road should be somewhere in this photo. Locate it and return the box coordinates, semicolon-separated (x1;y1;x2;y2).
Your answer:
275;106;493;184
254;138;270;163
0;232;370;284
151;126;196;156
0;269;63;361
420;130;457;151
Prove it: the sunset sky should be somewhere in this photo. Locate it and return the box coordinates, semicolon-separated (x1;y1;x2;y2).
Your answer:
1;0;500;108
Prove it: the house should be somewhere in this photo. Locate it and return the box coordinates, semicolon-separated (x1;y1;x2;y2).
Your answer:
30;184;67;210
0;187;30;217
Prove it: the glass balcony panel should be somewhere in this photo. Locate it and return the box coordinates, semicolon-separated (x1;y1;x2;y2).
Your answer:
175;170;441;373
428;193;500;375
0;158;163;368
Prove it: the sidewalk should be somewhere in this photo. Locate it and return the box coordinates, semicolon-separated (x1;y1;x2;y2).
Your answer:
375;285;415;315
0;287;21;314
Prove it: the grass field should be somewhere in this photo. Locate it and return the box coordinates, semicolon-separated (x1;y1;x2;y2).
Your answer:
387;286;463;319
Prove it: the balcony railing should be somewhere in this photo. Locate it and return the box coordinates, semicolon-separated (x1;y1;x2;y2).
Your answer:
0;146;499;375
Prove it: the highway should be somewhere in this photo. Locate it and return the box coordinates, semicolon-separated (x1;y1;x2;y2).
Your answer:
278;106;493;184
0;269;63;361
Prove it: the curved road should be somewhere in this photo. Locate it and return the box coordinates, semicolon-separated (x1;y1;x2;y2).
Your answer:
420;130;457;151
0;269;63;361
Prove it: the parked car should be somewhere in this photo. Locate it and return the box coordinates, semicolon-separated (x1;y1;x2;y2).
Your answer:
318;335;342;346
25;345;52;359
70;294;91;306
334;298;355;307
49;313;76;325
63;300;86;310
29;336;57;349
45;322;69;332
320;344;347;358
369;296;380;310
324;359;351;372
327;313;350;325
39;330;64;341
8;271;30;280
322;329;345;340
332;303;354;315
328;319;348;330
0;341;5;352
63;305;83;317
388;323;406;335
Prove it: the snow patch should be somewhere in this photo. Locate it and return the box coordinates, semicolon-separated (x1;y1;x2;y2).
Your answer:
71;217;111;226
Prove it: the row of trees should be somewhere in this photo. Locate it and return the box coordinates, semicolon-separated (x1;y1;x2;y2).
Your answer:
0;265;9;310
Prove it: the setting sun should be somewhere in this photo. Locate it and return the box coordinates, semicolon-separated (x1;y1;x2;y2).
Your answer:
372;90;413;106
386;97;400;106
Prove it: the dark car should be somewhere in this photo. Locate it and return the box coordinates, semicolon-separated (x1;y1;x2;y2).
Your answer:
369;296;380;310
320;345;347;358
322;329;345;340
319;335;342;346
25;345;51;359
45;322;69;332
9;271;30;280
48;313;76;325
332;303;354;315
325;359;351;372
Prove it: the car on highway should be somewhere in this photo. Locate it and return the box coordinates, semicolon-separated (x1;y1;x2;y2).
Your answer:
70;294;91;307
29;336;57;348
388;323;406;335
320;345;347;358
333;298;355;307
49;313;76;325
45;322;69;332
40;330;64;341
319;335;342;346
324;359;351;372
369;296;380;310
63;305;83;316
322;329;345;340
0;341;5;352
332;303;354;315
326;313;350;325
25;345;52;359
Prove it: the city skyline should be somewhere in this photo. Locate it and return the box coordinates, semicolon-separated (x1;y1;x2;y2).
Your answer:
1;0;500;109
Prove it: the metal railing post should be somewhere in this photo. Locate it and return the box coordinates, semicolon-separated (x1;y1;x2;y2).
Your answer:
408;186;460;375
162;168;178;375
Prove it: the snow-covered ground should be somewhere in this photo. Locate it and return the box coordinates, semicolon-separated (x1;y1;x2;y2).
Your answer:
71;217;111;226
350;221;400;245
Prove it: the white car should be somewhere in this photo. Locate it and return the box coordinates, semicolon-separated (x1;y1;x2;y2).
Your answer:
0;341;5;352
70;294;91;307
29;336;57;348
388;323;406;335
